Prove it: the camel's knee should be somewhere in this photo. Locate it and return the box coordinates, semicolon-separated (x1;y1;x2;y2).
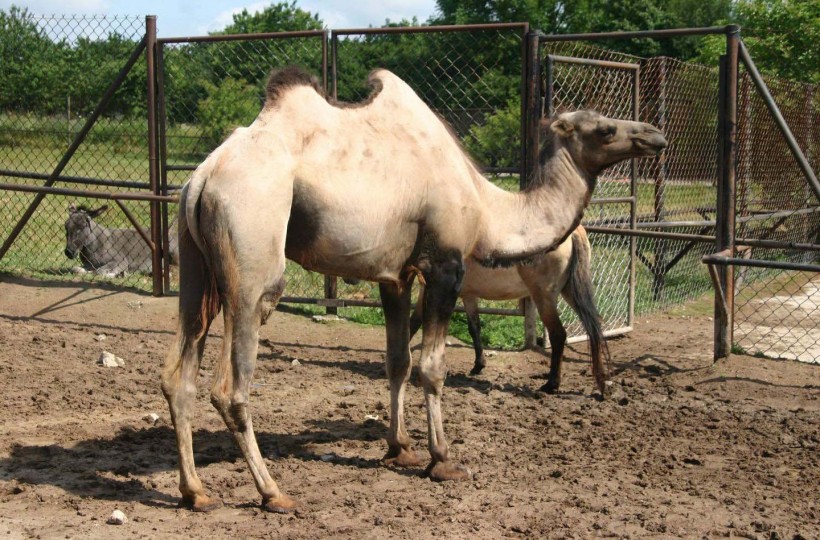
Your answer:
418;356;447;392
210;389;251;433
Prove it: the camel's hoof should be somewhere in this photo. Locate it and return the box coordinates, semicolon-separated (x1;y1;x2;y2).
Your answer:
469;365;484;376
179;494;223;513
427;461;472;482
262;494;299;514
539;381;559;394
382;447;422;468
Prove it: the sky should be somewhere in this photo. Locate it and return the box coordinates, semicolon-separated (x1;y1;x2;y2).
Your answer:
1;0;440;36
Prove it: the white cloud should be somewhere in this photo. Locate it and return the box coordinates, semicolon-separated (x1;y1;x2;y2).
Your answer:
204;1;268;33
0;0;111;14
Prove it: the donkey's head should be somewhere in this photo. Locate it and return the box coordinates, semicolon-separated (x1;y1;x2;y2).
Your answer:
544;110;667;180
64;204;108;259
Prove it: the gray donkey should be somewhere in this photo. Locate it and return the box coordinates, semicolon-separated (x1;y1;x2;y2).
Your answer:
64;204;176;277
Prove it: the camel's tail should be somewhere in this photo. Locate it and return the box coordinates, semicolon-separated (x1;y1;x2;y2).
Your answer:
178;175;221;340
565;227;610;393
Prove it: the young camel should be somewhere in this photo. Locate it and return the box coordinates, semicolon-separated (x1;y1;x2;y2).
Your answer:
161;66;667;513
410;225;609;394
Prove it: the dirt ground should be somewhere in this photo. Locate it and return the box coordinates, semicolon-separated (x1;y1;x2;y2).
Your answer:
0;276;817;539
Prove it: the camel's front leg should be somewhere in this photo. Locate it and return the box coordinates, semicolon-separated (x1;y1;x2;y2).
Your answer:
379;282;422;467
419;252;471;481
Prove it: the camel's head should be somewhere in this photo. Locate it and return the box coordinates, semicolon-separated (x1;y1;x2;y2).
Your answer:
545;110;667;179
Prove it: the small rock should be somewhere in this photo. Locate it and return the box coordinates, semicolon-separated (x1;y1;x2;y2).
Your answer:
341;385;355;396
312;314;343;323
97;351;125;368
127;301;143;310
364;414;380;421
320;454;335;462
291;359;301;366
143;413;160;425
95;334;107;342
107;509;128;525
485;351;498;357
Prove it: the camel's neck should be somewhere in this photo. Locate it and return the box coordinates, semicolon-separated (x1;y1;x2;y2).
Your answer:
472;144;593;266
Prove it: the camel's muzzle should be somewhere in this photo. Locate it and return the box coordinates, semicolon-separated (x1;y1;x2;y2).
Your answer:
634;128;668;155
64;247;77;259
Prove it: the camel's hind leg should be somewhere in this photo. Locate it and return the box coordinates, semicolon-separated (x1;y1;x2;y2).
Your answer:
529;290;566;394
161;231;221;512
210;279;294;513
379;281;422;468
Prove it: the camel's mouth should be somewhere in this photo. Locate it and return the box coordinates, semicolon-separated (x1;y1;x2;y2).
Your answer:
633;130;668;156
64;247;78;259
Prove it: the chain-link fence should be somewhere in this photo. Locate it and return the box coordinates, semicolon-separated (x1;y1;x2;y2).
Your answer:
2;18;817;362
540;41;720;340
732;69;819;362
0;14;157;290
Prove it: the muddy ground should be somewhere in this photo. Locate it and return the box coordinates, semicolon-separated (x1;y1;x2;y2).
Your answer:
0;276;817;539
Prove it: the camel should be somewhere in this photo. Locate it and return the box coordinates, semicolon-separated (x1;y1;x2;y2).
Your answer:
161;66;667;513
410;225;610;395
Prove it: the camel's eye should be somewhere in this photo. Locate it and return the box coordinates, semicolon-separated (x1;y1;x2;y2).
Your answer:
596;124;617;139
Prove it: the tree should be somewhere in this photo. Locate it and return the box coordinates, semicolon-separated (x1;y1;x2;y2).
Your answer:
217;1;323;34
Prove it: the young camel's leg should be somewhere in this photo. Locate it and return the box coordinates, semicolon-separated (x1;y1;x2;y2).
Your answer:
408;284;423;339
419;251;471;481
462;296;485;375
379;281;422;467
161;229;221;511
530;291;566;393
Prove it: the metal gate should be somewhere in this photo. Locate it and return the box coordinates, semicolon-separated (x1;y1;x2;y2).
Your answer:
543;54;641;341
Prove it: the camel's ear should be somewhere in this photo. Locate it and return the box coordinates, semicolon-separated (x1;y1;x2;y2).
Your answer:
88;205;109;219
68;203;77;213
550;118;575;138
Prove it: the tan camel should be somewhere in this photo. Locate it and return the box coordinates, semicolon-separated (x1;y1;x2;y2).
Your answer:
410;225;609;394
161;66;667;513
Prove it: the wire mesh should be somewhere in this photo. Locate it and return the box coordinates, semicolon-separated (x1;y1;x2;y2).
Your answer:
2;19;818;362
732;70;819;363
0;13;153;290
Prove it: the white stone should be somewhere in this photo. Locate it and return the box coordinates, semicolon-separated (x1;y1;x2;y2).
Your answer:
143;413;160;425
364;414;380;421
107;509;128;525
95;334;106;341
320;453;335;462
291;359;301;366
98;351;125;368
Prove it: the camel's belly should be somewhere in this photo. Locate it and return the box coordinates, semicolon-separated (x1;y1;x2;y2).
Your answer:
285;219;417;283
460;263;529;301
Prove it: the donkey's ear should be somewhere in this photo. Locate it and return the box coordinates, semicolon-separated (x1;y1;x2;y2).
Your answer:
550;118;574;138
88;205;109;219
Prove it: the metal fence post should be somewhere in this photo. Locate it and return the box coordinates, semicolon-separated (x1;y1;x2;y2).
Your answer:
522;30;542;348
146;15;162;296
714;25;740;360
